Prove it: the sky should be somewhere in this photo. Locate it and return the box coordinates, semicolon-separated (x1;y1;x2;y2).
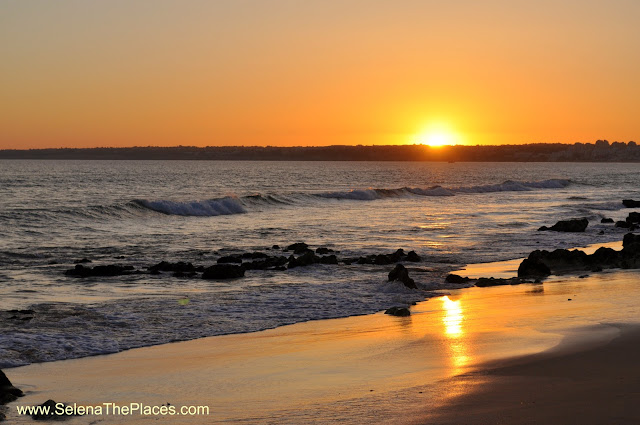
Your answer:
1;0;639;149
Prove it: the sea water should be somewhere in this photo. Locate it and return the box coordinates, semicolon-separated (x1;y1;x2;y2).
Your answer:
0;160;638;368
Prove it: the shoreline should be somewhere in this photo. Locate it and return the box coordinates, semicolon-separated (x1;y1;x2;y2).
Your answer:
6;265;640;423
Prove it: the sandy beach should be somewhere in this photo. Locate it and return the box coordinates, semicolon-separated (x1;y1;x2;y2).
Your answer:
423;324;640;425
5;265;640;424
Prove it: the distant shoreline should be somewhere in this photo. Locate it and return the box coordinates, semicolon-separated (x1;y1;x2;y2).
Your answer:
1;141;639;161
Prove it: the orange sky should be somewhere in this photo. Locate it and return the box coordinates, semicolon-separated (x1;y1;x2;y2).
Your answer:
1;0;639;149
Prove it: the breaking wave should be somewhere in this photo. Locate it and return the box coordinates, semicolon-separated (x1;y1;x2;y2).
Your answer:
31;178;571;219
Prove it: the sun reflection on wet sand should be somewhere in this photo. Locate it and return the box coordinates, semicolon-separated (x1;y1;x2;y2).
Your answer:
441;296;469;373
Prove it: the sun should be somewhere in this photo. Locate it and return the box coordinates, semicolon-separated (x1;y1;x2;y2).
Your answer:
412;122;460;147
419;132;452;147
414;129;458;147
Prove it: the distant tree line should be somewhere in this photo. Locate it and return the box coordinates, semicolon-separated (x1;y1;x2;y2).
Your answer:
0;140;638;162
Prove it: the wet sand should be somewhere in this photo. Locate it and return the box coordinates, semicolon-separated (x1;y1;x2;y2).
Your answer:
422;324;640;425
5;268;640;424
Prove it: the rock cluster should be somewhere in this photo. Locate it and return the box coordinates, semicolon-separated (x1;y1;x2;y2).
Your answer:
518;232;640;278
538;218;588;232
63;244;422;281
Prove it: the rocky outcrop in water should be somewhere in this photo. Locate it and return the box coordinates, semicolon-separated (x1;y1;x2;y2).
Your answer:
627;212;640;224
63;244;423;281
623;199;640;208
538;218;588;232
149;261;202;277
601;217;614;223
285;243;309;254
353;249;422;266
201;264;245;279
518;232;640;278
388;264;417;289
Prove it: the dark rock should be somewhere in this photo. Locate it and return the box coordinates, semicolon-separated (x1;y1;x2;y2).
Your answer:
384;307;411;317
388;264;417;289
626;212;640;224
315;247;334;255
538;218;588;232
0;370;23;405
272;245;280;250
288;251;320;268
74;258;91;264
149;261;197;273
202;264;245;279
242;256;288;270
600;218;614;224
374;254;394;265
445;274;470;284
528;249;589;272
64;264;134;277
7;309;35;315
406;251;421;262
590;247;620;267
623;233;640;248
241;252;268;259
616;220;632;229
286;243;309;254
217;255;242;264
517;233;640;278
517;258;551;278
623;199;640;208
319;254;338;265
475;277;523;287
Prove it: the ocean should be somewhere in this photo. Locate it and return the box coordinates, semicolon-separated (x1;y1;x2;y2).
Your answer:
1;160;638;368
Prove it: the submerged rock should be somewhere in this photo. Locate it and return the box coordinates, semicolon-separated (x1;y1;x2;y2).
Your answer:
384;307;411;317
149;261;199;273
242;256;288;270
201;264;245;279
217;255;242;264
64;264;134;277
388;264;417;289
600;217;614;224
538;218;588;232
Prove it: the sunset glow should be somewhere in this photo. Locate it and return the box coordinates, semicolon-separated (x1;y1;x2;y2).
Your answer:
1;1;639;149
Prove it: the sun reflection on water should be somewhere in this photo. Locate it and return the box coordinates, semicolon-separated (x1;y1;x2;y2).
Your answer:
441;296;469;372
